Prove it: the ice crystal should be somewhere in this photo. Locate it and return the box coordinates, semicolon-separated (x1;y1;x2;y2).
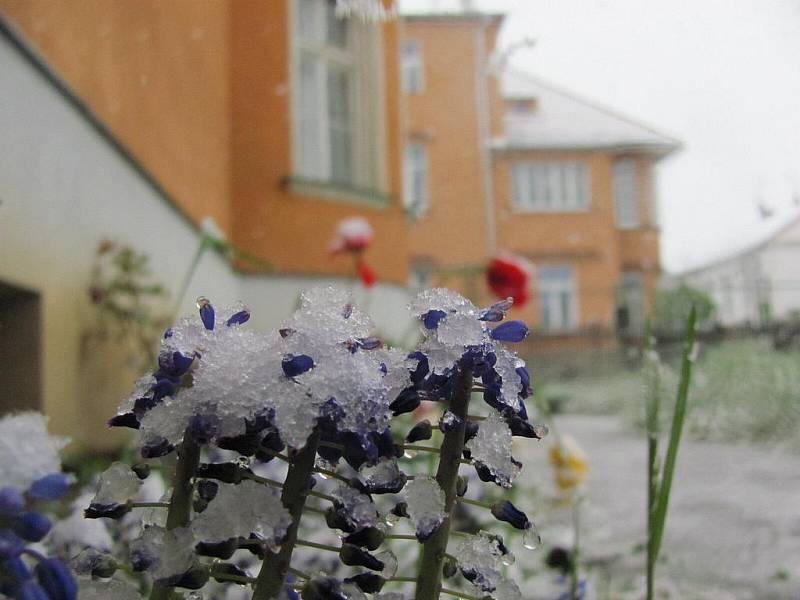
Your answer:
403;476;445;541
130;525;195;581
493;347;524;412
490;578;523;600
0;412;68;491
91;462;142;506
465;411;520;488
191;480;290;545
453;531;506;592
436;311;485;347
358;459;407;494
331;484;380;531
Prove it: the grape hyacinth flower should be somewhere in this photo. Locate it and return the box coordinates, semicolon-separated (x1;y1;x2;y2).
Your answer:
0;413;77;600
83;286;547;600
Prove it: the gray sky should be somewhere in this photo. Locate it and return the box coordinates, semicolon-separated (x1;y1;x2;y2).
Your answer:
401;0;800;272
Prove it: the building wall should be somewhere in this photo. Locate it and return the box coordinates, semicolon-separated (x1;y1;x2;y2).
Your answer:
0;0;410;284
752;218;800;321
493;149;623;330
229;1;408;284
0;0;233;234
0;32;413;448
403;18;500;269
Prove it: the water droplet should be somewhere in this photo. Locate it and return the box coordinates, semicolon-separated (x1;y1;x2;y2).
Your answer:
523;523;541;550
187;592;204;600
236;456;251;468
385;512;399;527
196;296;210;310
404;449;417;459
501;550;516;566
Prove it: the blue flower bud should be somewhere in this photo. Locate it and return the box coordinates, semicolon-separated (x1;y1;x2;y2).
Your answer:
343;527;385;551
489;320;529;343
491;500;530;530
408;351;429;385
27;474;71;501
0;487;24;516
0;529;25;560
389;387;420;416
2;556;31;593
422;309;447;330
187;414;217;444
356;337;383;350
339;544;384;571
343;573;386;594
13;513;52;542
13;580;50;600
405;420;432;443
225;308;251;326
516;365;532;399
158;350;195;378
34;558;78;600
282;354;315;378
140;437;174;459
108;412;140;429
84;503;131;520
197;297;215;330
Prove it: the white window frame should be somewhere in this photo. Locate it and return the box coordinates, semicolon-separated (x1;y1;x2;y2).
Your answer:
538;265;579;333
613;158;640;229
403;142;428;216
290;0;387;195
511;161;591;213
401;39;424;93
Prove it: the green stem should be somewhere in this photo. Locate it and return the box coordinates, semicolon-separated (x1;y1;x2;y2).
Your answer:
252;431;321;600
644;322;660;600
569;498;581;600
149;431;201;600
414;367;473;600
295;539;340;553
649;307;697;595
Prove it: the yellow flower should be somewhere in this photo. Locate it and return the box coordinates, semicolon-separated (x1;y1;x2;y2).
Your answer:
549;435;588;495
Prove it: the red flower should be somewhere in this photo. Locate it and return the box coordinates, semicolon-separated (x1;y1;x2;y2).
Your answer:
487;255;533;308
356;260;376;288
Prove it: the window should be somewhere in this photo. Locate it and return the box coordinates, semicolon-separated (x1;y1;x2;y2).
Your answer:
403;142;428;216
538;265;578;332
292;0;386;192
648;167;659;226
401;40;424;93
613;159;640;228
511;161;590;212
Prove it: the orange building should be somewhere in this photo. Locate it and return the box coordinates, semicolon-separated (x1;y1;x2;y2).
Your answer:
0;0;408;283
399;12;680;350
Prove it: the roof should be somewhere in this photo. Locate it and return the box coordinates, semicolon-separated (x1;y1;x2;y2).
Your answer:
677;210;800;277
495;70;681;156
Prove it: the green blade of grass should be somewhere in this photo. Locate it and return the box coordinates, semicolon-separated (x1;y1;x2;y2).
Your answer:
650;306;697;563
643;320;661;600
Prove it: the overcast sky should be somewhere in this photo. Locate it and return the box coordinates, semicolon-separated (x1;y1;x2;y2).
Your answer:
400;0;800;272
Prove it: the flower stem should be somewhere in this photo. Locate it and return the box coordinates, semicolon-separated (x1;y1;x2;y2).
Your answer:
414;366;473;600
251;430;321;600
295;539;340;553
149;430;201;600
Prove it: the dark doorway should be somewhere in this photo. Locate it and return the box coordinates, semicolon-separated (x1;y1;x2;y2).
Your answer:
0;281;42;413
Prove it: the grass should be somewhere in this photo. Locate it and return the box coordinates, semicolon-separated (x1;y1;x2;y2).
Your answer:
537;337;800;449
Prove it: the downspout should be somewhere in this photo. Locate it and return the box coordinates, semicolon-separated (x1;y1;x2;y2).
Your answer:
474;17;497;256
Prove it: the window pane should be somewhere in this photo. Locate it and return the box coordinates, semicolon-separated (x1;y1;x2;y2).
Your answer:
614;159;639;227
538;265;577;332
298;54;323;178
404;143;427;213
325;1;349;48
401;41;423;93
297;0;321;43
327;64;352;184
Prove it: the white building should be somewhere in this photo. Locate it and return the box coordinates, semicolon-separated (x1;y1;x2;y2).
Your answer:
677;213;800;327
